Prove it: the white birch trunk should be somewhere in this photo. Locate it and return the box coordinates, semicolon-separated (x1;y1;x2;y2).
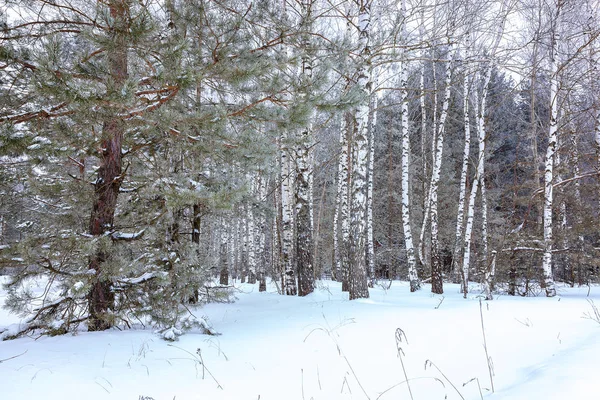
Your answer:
462;168;478;297
419;39;441;268
589;6;600;220
295;0;315;297
399;0;420;292
241;204;249;283
247;175;257;285
463;67;492;298
478;66;491;293
234;214;241;281
281;134;297;295
418;54;438;267
418;9;427;268
219;216;229;286
348;0;372;300
333;113;350;285
366;74;378;286
453;41;471;283
429;44;455;294
257;176;267;292
464;3;506;298
542;3;561;298
341;114;352;291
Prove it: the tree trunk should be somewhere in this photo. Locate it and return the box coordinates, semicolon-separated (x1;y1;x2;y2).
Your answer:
366;75;377;287
295;0;315;297
88;0;128;332
453;42;471;283
419;10;428;270
463;66;492;298
542;2;561;298
340;112;352;292
257;176;267;292
281;134;297;295
219;217;229;286
348;0;371;300
429;44;455;295
569;125;584;285
247;175;258;285
399;0;420;292
332;116;346;282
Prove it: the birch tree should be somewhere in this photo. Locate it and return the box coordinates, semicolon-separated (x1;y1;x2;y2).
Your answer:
366;76;378;286
347;0;372;300
219;216;230;285
295;0;315;297
428;42;455;295
333;113;351;290
541;0;563;298
399;0;420;292
461;1;507;299
453;34;472;285
281;136;297;295
463;68;492;298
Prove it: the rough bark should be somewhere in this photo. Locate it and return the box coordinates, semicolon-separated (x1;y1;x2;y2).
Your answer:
281;134;297;295
347;0;372;300
295;0;315;297
542;2;561;298
247;175;258;285
429;44;455;295
419;10;428;267
399;0;420;292
366;75;377;287
88;0;128;332
453;42;471;284
339;112;352;292
256;176;267;292
219;217;229;286
463;67;492;298
332;116;345;282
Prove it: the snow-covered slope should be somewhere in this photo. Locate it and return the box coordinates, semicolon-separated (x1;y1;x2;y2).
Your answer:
1;279;599;399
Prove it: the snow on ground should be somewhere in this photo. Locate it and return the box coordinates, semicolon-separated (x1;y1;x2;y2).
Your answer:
1;278;599;400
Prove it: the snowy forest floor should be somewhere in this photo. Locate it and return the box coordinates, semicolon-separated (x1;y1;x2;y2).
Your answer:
1;278;599;400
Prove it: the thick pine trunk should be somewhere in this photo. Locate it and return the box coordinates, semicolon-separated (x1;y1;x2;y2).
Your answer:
88;0;128;332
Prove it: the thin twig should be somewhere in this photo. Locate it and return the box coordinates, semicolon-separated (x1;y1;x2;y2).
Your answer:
395;328;414;400
424;360;465;400
0;350;28;363
479;299;495;392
